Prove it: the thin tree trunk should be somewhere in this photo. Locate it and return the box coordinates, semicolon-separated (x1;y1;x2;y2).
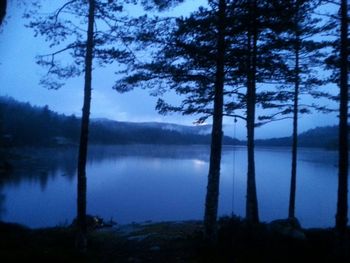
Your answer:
76;0;95;251
245;0;259;224
0;0;6;26
204;0;226;243
335;0;348;237
288;10;300;219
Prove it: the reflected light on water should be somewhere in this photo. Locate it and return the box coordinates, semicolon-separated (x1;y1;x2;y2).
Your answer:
0;145;345;229
192;159;207;170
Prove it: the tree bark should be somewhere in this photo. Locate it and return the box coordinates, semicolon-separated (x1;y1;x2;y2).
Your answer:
288;3;301;219
204;0;226;243
335;0;348;236
245;0;259;224
288;47;299;219
76;0;95;251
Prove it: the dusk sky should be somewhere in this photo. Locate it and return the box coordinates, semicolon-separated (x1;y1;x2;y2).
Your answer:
0;0;339;139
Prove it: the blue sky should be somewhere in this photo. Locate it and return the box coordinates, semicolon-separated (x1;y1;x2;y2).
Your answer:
0;0;339;139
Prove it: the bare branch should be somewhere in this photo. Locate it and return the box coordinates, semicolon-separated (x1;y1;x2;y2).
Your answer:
255;116;293;127
53;0;78;25
39;43;76;58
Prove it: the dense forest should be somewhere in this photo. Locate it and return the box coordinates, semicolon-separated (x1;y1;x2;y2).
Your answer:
255;126;341;148
0;96;342;148
0;96;238;146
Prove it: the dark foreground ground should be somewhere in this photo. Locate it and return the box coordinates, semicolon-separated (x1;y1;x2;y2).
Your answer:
1;217;349;262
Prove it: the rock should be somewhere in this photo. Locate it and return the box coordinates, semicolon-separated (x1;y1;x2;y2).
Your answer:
269;218;306;240
71;215;117;230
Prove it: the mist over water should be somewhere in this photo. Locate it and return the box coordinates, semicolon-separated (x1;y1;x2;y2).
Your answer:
0;145;343;228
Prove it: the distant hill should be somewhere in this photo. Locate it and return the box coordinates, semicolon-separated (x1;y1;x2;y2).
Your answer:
255;126;341;149
0;96;237;146
91;118;213;136
0;96;342;148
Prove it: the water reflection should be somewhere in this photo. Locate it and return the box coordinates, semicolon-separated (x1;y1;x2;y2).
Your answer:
0;145;345;229
0;147;78;188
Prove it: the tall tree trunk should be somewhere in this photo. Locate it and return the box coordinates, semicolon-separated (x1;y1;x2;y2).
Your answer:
245;0;259;224
0;0;6;26
204;0;226;243
288;6;301;219
76;0;95;251
335;0;348;236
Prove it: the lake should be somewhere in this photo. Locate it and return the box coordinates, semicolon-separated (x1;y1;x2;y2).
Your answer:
0;145;345;229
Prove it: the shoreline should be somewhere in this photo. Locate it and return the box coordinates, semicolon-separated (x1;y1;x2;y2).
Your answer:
1;217;348;262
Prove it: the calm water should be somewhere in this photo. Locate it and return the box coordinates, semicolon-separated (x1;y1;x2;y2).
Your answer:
0;145;345;229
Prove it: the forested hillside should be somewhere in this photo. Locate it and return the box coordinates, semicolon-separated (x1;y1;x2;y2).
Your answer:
0;96;238;146
255;126;341;149
0;96;342;148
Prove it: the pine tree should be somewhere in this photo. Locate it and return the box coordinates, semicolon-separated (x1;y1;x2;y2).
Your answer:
203;0;227;243
336;0;348;237
285;0;329;220
27;0;132;250
116;0;230;242
234;0;291;223
117;0;299;229
244;0;259;223
75;0;94;250
263;0;330;220
321;0;349;237
234;0;330;222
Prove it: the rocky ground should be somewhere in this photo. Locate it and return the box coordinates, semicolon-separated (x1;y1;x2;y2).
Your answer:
1;216;349;262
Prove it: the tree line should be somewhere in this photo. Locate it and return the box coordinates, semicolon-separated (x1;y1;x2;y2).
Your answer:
1;0;348;250
0;96;239;146
0;95;342;148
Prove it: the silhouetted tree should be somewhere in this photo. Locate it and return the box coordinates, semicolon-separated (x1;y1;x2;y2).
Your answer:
203;0;226;243
115;0;230;242
265;0;330;219
75;0;94;250
285;0;331;220
27;0;132;250
0;0;7;147
231;0;331;223
232;0;288;223
322;0;349;237
335;0;348;237
0;0;6;26
243;0;260;223
117;0;298;229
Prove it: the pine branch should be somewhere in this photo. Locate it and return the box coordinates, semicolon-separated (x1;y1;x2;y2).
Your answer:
53;0;78;25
